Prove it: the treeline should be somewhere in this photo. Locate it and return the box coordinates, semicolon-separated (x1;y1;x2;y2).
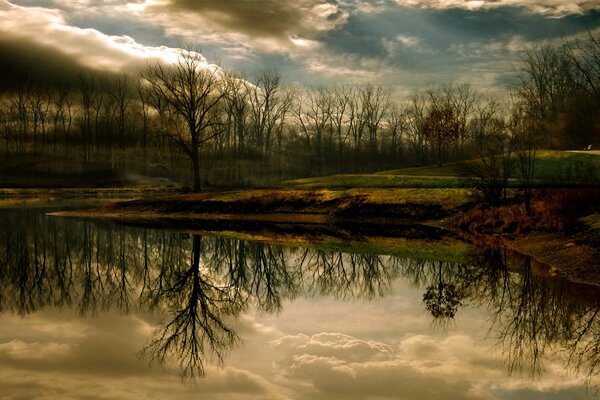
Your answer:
0;33;598;187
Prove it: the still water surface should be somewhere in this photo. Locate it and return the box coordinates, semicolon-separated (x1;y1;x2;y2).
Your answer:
0;204;599;399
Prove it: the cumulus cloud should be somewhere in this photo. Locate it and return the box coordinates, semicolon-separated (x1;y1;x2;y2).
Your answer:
0;0;208;89
270;331;588;400
4;0;600;93
135;0;348;52
393;0;598;16
0;311;285;400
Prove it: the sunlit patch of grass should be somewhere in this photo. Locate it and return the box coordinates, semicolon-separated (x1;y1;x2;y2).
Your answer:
284;174;465;189
376;150;600;182
309;236;473;263
211;188;471;211
212;188;338;202
581;214;600;230
533;150;600;181
341;188;471;209
375;164;460;176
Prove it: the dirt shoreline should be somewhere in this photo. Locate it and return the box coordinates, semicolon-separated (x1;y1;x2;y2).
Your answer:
507;233;600;285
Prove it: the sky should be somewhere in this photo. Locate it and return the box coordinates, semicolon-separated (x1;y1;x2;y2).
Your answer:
1;0;600;94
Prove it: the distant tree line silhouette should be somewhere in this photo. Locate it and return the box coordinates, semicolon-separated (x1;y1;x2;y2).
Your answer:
0;33;598;188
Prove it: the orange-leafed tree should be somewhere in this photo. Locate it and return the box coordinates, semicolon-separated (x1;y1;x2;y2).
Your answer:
423;106;460;167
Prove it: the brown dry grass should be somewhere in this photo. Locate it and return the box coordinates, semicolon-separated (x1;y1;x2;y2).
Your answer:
457;188;600;234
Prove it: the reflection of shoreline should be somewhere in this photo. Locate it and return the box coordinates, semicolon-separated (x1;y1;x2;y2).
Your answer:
2;207;600;387
51;186;600;288
50;212;474;263
54;207;600;290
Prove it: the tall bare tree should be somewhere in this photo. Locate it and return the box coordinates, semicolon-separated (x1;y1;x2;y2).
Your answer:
142;49;230;191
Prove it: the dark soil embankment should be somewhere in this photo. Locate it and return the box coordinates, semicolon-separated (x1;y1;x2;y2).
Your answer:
58;189;461;224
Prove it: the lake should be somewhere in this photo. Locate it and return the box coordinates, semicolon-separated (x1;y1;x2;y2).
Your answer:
0;204;599;399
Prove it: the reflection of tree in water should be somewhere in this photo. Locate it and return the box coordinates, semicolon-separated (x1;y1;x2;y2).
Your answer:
0;209;404;377
455;249;600;389
422;261;463;321
301;250;396;300
2;208;600;386
143;236;242;378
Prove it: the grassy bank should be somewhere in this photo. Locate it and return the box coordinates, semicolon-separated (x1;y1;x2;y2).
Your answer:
55;187;472;223
286;150;600;189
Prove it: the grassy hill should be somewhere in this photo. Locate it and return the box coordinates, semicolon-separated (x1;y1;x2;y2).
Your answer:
285;150;600;189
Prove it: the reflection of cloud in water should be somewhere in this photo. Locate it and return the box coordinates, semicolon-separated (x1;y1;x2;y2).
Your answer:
268;330;587;400
0;312;284;399
0;306;588;399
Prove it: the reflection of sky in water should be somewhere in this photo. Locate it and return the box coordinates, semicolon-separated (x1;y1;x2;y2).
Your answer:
0;282;589;399
0;207;593;399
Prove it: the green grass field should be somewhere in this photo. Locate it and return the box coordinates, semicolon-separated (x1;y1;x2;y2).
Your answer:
283;174;465;189
285;150;600;189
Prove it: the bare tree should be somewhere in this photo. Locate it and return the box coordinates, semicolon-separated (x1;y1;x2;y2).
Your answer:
109;75;131;161
517;45;572;147
28;87;50;149
9;84;30;153
566;31;600;105
461;99;514;205
446;84;477;157
330;84;351;171
136;80;151;159
509;102;537;216
359;83;390;166
408;94;428;165
142;49;230;191
385;102;409;161
248;71;282;153
293;87;332;174
0;101;10;155
347;87;367;170
222;73;250;156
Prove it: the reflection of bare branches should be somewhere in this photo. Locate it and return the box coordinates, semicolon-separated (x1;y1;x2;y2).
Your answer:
569;304;600;385
243;242;297;312
142;236;240;378
471;251;600;381
303;250;397;300
206;237;300;313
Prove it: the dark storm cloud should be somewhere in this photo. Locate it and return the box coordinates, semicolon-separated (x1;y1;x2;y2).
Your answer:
9;0;53;6
0;38;109;90
158;0;338;39
0;0;209;93
143;0;348;52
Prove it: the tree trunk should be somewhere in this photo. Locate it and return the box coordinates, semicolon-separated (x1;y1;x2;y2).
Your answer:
191;148;201;192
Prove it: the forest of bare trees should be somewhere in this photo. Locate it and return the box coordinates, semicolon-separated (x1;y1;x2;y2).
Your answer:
0;32;598;189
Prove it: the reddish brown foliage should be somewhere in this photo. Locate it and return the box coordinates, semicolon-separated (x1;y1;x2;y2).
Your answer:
458;188;600;234
422;107;460;146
